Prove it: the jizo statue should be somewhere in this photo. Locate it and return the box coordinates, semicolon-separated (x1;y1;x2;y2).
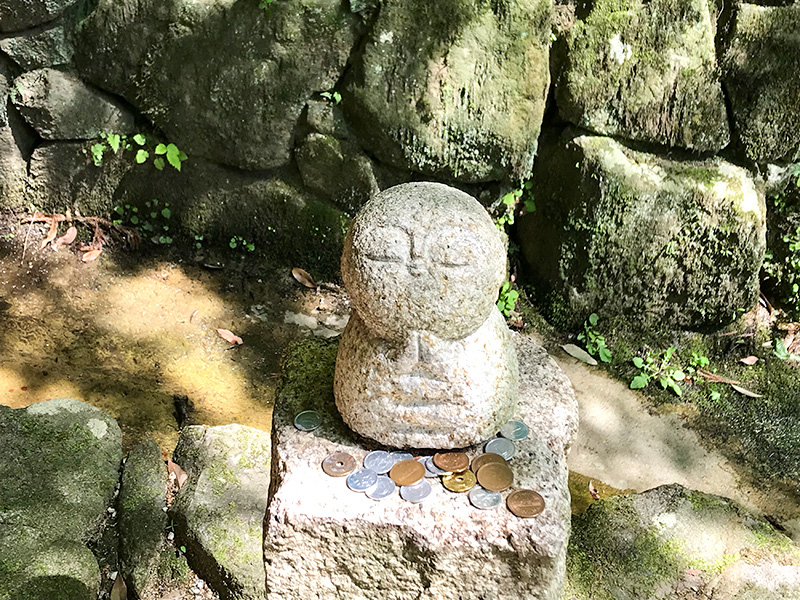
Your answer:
334;182;519;449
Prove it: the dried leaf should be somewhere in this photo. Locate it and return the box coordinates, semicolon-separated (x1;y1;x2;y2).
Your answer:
39;218;58;249
216;328;243;345
588;480;601;500
685;568;702;576
291;267;316;288
561;344;598;366
81;248;102;262
731;384;763;398
190;309;199;323
52;225;78;250
110;574;127;600
740;356;758;366
167;458;189;490
697;369;740;385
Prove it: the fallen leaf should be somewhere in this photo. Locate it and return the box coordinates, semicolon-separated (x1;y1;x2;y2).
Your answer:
110;574;127;600
52;226;77;250
81;248;102;262
588;480;601;500
216;328;243;345
731;384;763;398
167;458;189;490
561;344;598;366
685;568;702;576
189;309;199;323
39;217;58;249
292;267;316;288
740;356;758;365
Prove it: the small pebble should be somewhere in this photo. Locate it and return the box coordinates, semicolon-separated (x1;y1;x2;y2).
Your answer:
167;531;174;541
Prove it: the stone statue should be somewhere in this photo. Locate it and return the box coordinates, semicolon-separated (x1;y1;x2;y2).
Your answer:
334;182;519;448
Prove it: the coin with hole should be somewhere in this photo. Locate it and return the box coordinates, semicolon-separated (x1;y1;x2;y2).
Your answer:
389;459;425;486
484;437;516;460
433;451;469;473
363;450;395;474
471;452;507;473
346;468;378;493
507;489;545;518
400;481;432;503
322;452;357;477
442;470;476;493
499;419;529;441
366;475;396;500
475;462;514;492
468;486;502;510
293;410;322;432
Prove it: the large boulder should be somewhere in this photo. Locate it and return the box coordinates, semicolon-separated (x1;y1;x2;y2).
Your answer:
555;0;729;152
75;0;357;170
0;0;77;33
11;68;135;140
0;57;28;210
0;399;122;600
566;484;800;600
343;0;552;182
723;3;800;164
518;131;766;329
0;18;74;70
171;424;271;600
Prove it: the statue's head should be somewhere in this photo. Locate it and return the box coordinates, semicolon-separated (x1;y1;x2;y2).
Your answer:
342;182;506;342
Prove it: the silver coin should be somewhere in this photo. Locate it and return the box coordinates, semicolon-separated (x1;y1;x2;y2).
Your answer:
469;486;502;510
366;475;396;500
346;468;378;492
400;481;432;503
485;437;516;460
389;451;414;465
293;410;322;431
363;450;395;474
499;419;529;441
422;456;451;477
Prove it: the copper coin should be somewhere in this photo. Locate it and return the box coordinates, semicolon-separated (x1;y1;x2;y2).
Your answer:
322;452;357;477
471;452;507;473
442;470;476;493
506;489;545;518
476;462;514;492
433;451;469;473
389;459;425;486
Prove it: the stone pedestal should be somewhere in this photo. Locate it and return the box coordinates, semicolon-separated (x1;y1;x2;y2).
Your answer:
264;334;578;600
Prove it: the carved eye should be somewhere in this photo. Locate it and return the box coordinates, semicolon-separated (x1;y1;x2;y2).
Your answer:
358;226;409;263
428;230;475;267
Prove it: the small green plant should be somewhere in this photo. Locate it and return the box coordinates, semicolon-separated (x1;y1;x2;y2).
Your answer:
112;199;173;244
773;338;800;362
497;281;519;317
630;346;685;396
194;234;204;250
229;235;255;252
91;132;188;171
320;90;342;105
577;313;612;363
495;181;534;230
180;545;186;554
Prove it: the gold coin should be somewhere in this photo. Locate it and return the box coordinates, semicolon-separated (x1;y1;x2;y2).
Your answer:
476;462;514;492
442;470;477;493
433;451;469;473
506;489;545;518
471;452;507;473
390;459;425;486
322;452;357;477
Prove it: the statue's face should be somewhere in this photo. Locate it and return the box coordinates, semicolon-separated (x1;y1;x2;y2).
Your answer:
342;183;506;342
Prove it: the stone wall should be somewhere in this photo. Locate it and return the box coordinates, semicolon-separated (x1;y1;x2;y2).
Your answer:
0;0;797;325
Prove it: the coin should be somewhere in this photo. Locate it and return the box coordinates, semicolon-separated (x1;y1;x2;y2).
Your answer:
468;486;502;510
484;437;516;460
366;475;396;500
475;462;514;492
471;452;507;473
421;456;451;477
499;419;529;441
432;451;470;473
400;481;432;503
506;489;545;518
389;451;414;466
346;468;378;492
293;410;322;432
442;470;477;493
322;452;357;477
363;450;395;474
389;459;425;486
